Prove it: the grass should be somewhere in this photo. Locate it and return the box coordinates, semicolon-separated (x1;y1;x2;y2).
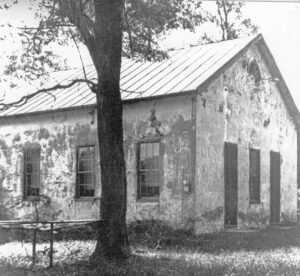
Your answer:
1;222;300;275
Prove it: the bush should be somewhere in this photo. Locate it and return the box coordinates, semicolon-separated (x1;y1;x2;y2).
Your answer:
0;222;98;244
0;219;193;248
128;220;193;248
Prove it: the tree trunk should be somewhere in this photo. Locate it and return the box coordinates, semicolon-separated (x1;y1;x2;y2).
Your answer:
91;0;129;259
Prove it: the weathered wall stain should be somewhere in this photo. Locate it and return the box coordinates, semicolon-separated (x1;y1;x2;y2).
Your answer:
38;128;50;140
202;207;223;221
0;43;297;233
194;44;297;234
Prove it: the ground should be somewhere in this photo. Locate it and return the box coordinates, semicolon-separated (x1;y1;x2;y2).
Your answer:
1;222;300;275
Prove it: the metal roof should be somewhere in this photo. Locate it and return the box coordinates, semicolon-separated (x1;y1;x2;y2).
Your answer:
0;35;261;116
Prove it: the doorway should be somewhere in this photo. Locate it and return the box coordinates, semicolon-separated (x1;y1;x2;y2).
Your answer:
224;142;238;227
270;151;281;224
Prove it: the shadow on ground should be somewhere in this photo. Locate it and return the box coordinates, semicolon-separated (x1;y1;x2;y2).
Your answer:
154;224;300;253
1;223;300;275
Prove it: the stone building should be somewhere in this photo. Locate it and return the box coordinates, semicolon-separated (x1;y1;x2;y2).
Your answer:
0;34;299;233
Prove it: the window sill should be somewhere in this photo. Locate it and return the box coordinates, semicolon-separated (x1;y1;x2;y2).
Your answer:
23;196;41;202
75;197;100;202
137;197;159;203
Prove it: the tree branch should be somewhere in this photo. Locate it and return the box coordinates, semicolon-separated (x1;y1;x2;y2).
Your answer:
123;5;135;57
0;78;97;112
57;0;97;66
68;27;92;90
217;1;226;41
16;25;76;30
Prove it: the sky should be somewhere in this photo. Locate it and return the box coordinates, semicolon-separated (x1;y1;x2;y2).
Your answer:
245;1;300;109
163;1;300;109
0;1;300;109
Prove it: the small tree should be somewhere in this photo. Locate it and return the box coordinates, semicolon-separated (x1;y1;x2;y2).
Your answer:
201;0;258;42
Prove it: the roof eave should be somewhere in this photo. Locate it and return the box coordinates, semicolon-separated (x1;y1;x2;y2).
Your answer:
0;90;197;120
256;36;300;130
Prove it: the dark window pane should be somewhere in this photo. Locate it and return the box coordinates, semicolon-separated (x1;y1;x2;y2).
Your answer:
78;147;95;159
26;162;39;174
140;172;145;186
78;160;94;172
140;172;153;186
152;156;160;169
153;187;159;197
77;146;95;197
153;171;161;186
249;148;260;202
140;160;146;170
31;188;39;197
138;142;161;198
148;186;159;197
141;185;147;197
146;143;152;158
78;173;94;185
26;174;32;186
144;171;153;186
26;187;31;197
153;143;159;156
140;144;146;161
24;149;40;197
31;174;39;188
79;185;85;196
79;185;94;197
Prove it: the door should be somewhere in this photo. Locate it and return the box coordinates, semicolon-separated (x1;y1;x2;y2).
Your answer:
270;151;281;223
224;142;238;227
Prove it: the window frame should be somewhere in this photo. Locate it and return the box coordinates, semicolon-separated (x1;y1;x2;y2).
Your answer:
137;139;162;201
249;148;261;204
76;145;96;198
23;147;41;200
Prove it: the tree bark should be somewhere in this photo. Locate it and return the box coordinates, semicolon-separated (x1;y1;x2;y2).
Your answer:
58;0;129;260
91;0;129;259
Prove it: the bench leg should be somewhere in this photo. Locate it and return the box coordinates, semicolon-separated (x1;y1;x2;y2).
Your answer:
49;223;54;268
31;229;36;268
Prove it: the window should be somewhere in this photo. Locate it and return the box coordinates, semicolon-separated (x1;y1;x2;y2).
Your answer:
249;148;260;203
77;146;95;197
24;148;40;198
248;60;262;85
138;142;161;199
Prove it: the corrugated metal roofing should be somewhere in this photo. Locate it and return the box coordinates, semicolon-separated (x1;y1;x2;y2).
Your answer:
0;35;257;116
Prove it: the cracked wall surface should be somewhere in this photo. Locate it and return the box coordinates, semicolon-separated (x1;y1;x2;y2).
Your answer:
0;96;194;228
194;44;297;233
0;44;297;233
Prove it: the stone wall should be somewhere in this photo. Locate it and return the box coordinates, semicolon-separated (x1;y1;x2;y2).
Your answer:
0;107;100;220
194;44;297;233
0;44;297;233
123;95;194;228
0;95;195;228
